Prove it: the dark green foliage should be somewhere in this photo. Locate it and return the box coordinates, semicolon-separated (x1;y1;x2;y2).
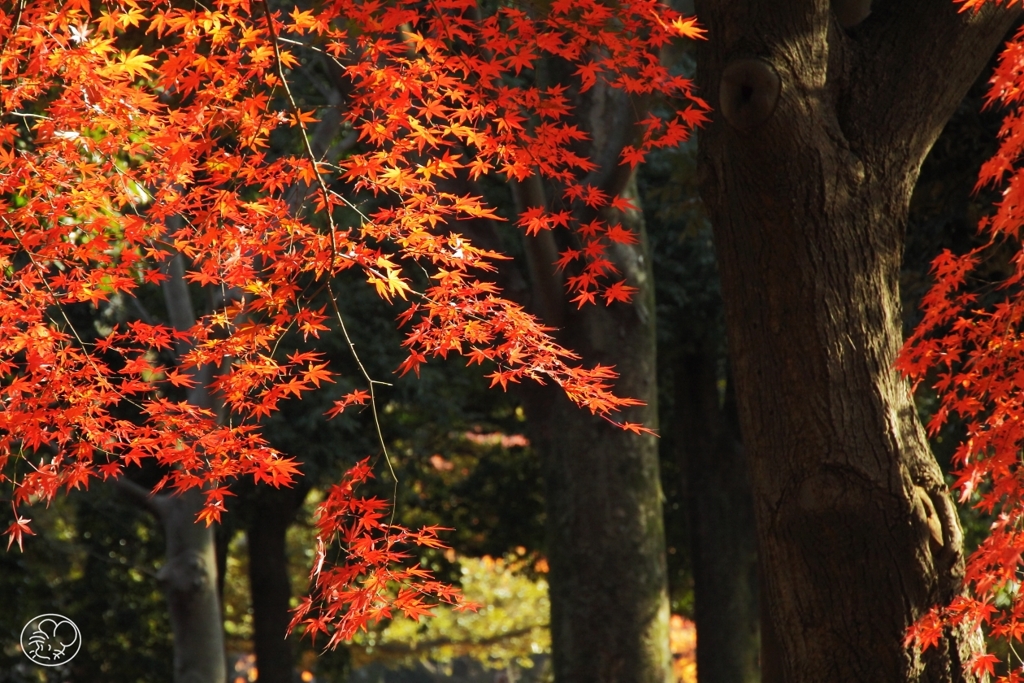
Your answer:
0;488;171;683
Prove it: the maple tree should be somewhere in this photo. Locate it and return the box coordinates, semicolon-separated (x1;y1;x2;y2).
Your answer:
0;0;705;674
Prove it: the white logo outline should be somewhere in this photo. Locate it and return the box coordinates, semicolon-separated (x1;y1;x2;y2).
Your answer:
19;613;81;666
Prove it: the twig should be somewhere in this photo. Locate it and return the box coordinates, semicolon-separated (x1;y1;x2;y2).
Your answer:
259;0;343;268
327;283;398;487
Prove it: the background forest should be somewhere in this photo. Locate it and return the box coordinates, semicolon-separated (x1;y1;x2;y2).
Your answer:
0;2;1017;683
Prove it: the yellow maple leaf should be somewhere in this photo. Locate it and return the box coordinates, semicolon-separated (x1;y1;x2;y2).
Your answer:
671;17;705;40
116;49;156;79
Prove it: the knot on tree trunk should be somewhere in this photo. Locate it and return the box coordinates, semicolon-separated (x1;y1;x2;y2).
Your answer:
911;485;944;553
157;550;212;595
719;58;781;133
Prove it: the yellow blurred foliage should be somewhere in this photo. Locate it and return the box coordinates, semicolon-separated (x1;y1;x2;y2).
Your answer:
350;550;549;673
670;615;697;683
348;547;697;683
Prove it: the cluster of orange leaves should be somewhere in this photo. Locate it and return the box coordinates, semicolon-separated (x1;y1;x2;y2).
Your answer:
0;0;704;640
290;458;466;646
901;2;1024;678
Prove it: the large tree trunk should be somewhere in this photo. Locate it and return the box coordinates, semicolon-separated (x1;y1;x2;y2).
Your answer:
532;406;670;683
693;2;1017;681
676;352;759;683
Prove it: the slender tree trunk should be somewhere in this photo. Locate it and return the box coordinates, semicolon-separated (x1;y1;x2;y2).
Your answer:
109;242;227;683
110;60;346;683
693;2;1018;680
158;488;227;683
116;474;225;683
451;58;673;683
156;250;227;683
521;171;672;683
247;485;306;683
676;353;759;683
524;306;670;683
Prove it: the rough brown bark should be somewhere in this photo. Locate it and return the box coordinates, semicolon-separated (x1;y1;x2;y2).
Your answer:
675;353;759;683
693;2;1018;681
528;404;670;683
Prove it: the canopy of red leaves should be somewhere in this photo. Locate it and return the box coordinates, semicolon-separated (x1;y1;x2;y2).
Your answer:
0;0;704;640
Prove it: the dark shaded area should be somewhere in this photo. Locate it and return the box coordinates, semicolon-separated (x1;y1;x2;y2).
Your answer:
642;142;761;683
